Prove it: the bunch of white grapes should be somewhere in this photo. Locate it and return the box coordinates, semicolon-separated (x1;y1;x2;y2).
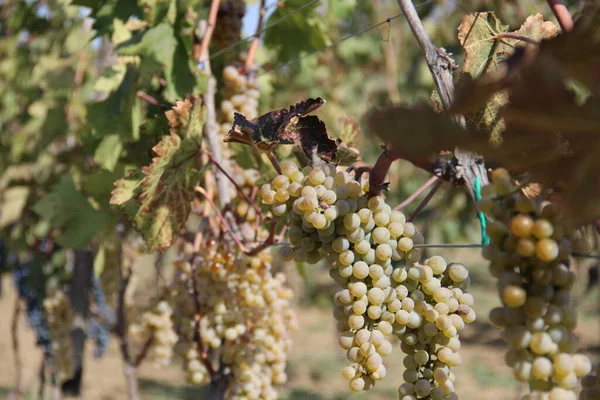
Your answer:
218;64;260;138
43;286;74;382
580;363;600;400
231;168;261;228
478;168;592;400
128;300;178;367
213;0;246;50
262;162;476;398
169;240;298;400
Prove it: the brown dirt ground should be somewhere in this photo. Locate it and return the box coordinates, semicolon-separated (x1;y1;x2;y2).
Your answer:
0;249;598;400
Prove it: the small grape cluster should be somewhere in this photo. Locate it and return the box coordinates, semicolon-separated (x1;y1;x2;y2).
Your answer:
580;363;600;400
213;0;246;50
43;286;74;382
219;65;260;133
129;301;179;367
169;240;298;400
479;169;592;399
262;163;476;397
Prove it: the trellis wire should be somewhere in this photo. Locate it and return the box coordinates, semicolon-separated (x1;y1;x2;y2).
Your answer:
413;244;600;260
209;0;320;61
257;0;435;76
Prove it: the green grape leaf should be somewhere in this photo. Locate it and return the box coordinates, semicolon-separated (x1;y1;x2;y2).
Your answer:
0;186;30;229
32;175;112;249
65;22;95;53
263;0;330;63
110;98;206;252
117;22;177;75
94;134;124;172
94;63;127;93
164;37;209;102
457;12;559;142
225;97;337;161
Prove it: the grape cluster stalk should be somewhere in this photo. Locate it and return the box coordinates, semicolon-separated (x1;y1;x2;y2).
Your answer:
43;285;74;382
168;240;298;400
262;162;477;398
478;169;593;400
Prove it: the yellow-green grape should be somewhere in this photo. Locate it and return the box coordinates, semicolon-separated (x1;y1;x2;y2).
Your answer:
169;240;297;398
44;287;74;382
479;168;592;398
264;163;475;396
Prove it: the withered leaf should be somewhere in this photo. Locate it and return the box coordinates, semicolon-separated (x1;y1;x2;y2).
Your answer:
366;105;479;172
110;98;205;252
455;48;600;227
225;97;337;161
456;12;559;141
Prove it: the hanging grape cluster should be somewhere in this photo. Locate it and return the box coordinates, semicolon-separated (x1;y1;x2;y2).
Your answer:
212;0;246;50
262;162;476;397
169;240;298;400
128;300;179;367
43;286;74;382
478;169;592;400
218;64;260;137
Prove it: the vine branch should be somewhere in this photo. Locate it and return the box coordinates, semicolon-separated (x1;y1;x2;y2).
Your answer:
395;0;456;110
546;0;574;32
199;0;232;210
245;0;267;70
408;178;444;221
394;176;440;210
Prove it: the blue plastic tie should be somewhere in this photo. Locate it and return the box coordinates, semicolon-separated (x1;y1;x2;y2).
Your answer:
474;176;490;246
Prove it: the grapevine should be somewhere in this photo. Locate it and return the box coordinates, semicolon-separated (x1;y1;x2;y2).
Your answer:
0;0;598;399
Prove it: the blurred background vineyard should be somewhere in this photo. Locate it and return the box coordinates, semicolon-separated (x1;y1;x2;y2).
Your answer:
0;0;598;399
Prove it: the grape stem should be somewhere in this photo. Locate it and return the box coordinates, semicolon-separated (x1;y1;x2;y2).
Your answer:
206;152;267;220
408;178;444;221
136;91;161;106
266;150;282;175
394;176;440;210
346;162;374;182
245;0;267;70
245;222;287;256
195;186;249;252
546;0;574;32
